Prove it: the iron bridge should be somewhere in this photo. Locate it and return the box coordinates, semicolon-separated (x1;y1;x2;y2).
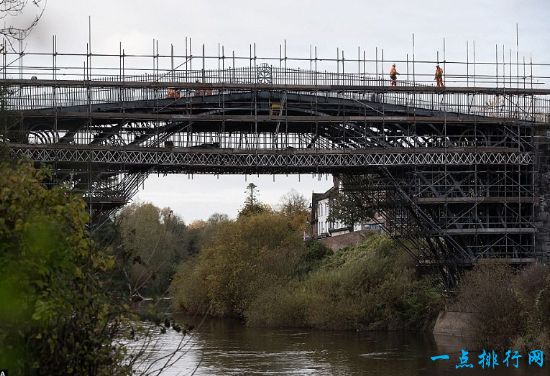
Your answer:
2;53;550;275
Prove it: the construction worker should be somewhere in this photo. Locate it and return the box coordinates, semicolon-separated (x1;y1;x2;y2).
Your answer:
166;87;180;99
435;64;444;88
389;64;399;86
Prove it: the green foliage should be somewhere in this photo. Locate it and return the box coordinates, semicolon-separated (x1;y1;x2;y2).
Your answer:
246;235;443;330
172;187;443;331
293;240;331;277
327;176;377;226
0;161;131;375
238;201;272;218
454;262;550;351
172;210;307;317
245;281;310;328
114;202;189;298
238;183;276;218
278;190;310;233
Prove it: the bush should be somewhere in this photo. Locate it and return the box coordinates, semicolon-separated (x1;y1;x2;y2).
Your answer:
288;235;443;331
293;240;331;277
454;262;550;351
0;161;131;375
245;281;310;328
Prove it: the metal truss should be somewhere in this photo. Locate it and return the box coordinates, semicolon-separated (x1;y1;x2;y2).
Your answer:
8;144;532;173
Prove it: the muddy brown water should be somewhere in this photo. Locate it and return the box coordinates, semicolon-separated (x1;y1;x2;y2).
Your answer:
130;317;547;375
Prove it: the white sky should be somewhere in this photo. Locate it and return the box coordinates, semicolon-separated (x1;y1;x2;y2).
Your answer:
15;0;550;223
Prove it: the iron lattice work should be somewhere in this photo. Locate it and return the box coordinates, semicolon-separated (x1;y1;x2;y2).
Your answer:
8;144;532;172
2;51;550;267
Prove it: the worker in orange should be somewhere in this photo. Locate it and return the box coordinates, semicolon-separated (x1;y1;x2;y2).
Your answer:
389;64;399;86
435;64;444;88
167;87;181;99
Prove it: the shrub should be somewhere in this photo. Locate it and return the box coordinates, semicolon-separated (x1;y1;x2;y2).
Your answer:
293;240;331;277
454;262;550;351
246;235;443;330
0;161;131;375
245;282;310;328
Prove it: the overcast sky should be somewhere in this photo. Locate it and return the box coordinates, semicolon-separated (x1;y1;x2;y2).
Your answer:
15;0;550;223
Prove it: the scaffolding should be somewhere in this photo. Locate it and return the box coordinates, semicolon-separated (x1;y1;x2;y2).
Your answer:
1;39;550;269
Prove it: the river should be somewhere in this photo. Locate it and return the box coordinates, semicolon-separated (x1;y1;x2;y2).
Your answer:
131;317;547;375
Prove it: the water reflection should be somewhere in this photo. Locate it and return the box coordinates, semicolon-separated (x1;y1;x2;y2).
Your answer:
130;317;547;375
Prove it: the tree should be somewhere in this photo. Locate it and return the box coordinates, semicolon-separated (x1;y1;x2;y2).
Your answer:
238;183;271;218
279;190;310;232
245;183;258;206
207;212;230;225
279;189;308;217
0;161;131;375
115;202;189;299
172;211;306;317
327;175;377;227
327;189;372;227
238;201;271;217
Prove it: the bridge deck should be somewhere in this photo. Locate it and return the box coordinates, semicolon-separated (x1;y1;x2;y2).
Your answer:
4;78;550;95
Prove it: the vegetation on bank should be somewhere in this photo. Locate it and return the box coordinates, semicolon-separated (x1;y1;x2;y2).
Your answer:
105;202;190;299
171;200;444;331
0;161;132;375
245;235;443;330
94;202;231;303
453;262;550;352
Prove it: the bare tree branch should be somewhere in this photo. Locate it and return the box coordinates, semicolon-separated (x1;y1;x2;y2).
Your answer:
0;0;47;51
